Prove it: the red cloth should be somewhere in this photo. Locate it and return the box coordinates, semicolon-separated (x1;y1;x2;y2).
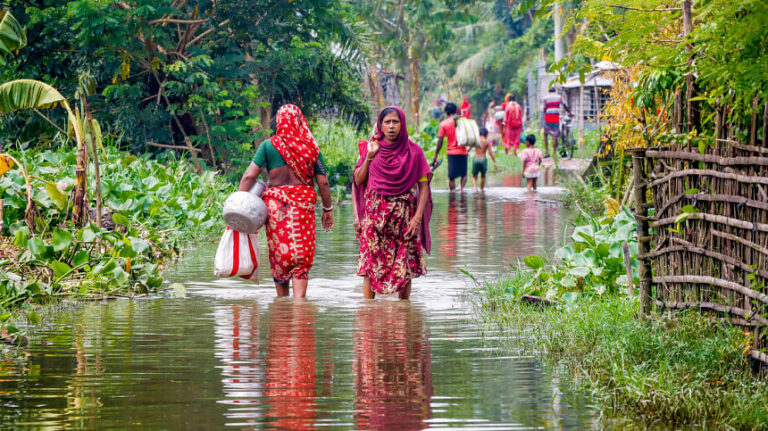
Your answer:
504;102;523;151
460;96;471;119
270;104;319;185
263;184;317;281
265;301;317;430
438;118;468;156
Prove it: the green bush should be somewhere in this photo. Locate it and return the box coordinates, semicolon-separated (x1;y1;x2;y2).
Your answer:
0;144;232;322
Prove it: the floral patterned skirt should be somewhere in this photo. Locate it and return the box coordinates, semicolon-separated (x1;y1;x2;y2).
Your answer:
357;188;427;294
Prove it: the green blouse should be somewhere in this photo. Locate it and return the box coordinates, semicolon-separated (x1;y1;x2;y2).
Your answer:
252;140;327;176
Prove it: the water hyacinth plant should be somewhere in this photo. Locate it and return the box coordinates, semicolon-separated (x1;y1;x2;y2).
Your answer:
483;206;639;306
0;144;232;337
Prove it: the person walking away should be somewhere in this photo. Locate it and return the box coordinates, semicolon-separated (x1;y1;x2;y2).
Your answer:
460;96;472;119
541;87;572;158
354;107;433;300
518;134;543;191
502;94;523;156
485;98;503;148
238;104;334;298
432;102;469;191
472;128;498;192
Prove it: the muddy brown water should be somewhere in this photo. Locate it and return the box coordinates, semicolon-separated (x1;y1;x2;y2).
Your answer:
0;173;598;429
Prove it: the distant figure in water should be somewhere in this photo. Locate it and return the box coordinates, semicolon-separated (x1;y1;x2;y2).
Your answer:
502;94;523;156
433;102;469;192
354;107;433;300
471;128;498;192
518;134;544;191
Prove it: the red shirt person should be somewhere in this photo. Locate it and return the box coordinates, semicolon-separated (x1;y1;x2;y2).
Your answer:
432;102;469;192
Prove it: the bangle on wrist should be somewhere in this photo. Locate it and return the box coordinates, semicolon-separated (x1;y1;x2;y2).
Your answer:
322;204;333;211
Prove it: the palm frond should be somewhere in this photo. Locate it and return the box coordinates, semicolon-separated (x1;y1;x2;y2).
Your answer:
453;40;505;83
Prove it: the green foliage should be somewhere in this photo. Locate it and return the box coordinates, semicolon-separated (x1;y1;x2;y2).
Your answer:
0;1;370;169
539;0;768;138
476;298;768;428
485;206;638;303
311;118;364;197
0;9;26;65
0;79;66;113
0;142;231;315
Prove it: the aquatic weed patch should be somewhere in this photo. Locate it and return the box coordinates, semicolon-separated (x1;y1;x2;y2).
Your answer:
477;295;768;428
0;146;231;337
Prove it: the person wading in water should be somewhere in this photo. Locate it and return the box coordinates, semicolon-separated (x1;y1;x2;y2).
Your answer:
432;102;469;192
354;107;433;300
238;104;334;298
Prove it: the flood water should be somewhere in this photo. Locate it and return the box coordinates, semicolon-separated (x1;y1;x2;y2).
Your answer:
0;173;598;429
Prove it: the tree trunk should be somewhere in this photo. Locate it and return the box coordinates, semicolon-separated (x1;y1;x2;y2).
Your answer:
367;61;386;110
399;56;414;127
682;0;699;132
553;2;565;63
411;56;421;129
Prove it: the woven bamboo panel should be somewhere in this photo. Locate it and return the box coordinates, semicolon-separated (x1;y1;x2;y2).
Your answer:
639;140;768;359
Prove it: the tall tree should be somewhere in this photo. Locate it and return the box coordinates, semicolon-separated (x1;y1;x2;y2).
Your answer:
353;0;472;127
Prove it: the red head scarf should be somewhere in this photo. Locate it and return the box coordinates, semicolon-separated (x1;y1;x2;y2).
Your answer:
270;105;319;185
460;96;472;119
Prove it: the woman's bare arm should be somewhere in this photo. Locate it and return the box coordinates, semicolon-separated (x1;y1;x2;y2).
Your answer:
238;162;263;191
354;158;373;185
316;174;333;209
354;140;380;185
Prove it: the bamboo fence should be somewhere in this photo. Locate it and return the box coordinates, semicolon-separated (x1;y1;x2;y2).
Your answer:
630;135;768;367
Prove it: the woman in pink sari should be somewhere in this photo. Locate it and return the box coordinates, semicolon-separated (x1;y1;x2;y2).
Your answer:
354;107;433;300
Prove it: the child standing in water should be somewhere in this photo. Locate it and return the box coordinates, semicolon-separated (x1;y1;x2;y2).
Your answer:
518;134;543;191
472;128;498;192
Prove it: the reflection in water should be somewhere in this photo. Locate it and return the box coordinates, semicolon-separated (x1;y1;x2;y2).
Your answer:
354;302;432;430
497;168;555;188
473;193;489;261
438;193;468;270
0;187;598;429
264;299;318;430
214;302;263;425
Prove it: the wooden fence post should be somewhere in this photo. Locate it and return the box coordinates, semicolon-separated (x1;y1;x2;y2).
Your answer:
632;151;652;316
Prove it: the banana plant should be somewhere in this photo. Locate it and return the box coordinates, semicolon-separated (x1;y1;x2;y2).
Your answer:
0;9;26;64
0;79;88;227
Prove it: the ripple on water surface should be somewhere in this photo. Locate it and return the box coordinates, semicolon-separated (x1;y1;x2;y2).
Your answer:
0;188;595;429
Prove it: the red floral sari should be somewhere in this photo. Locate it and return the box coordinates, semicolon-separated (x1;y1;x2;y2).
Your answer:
263;105;319;282
357;188;427;294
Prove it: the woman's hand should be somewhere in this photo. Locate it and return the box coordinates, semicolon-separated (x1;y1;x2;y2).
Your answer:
366;140;380;160
322;210;334;232
353;217;361;232
405;215;422;240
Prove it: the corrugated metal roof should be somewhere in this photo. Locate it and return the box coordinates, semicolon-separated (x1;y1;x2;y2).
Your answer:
562;71;614;89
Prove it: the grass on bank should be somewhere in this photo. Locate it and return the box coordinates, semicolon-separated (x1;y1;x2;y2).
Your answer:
476;265;768;429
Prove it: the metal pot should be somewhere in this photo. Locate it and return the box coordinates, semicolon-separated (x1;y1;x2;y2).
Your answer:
222;180;268;233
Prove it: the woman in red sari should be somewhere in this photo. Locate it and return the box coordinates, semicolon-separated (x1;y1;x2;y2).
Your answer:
354;107;433;300
238;105;334;298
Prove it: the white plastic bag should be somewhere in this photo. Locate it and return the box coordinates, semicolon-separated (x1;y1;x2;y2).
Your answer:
213;227;259;282
455;117;481;148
